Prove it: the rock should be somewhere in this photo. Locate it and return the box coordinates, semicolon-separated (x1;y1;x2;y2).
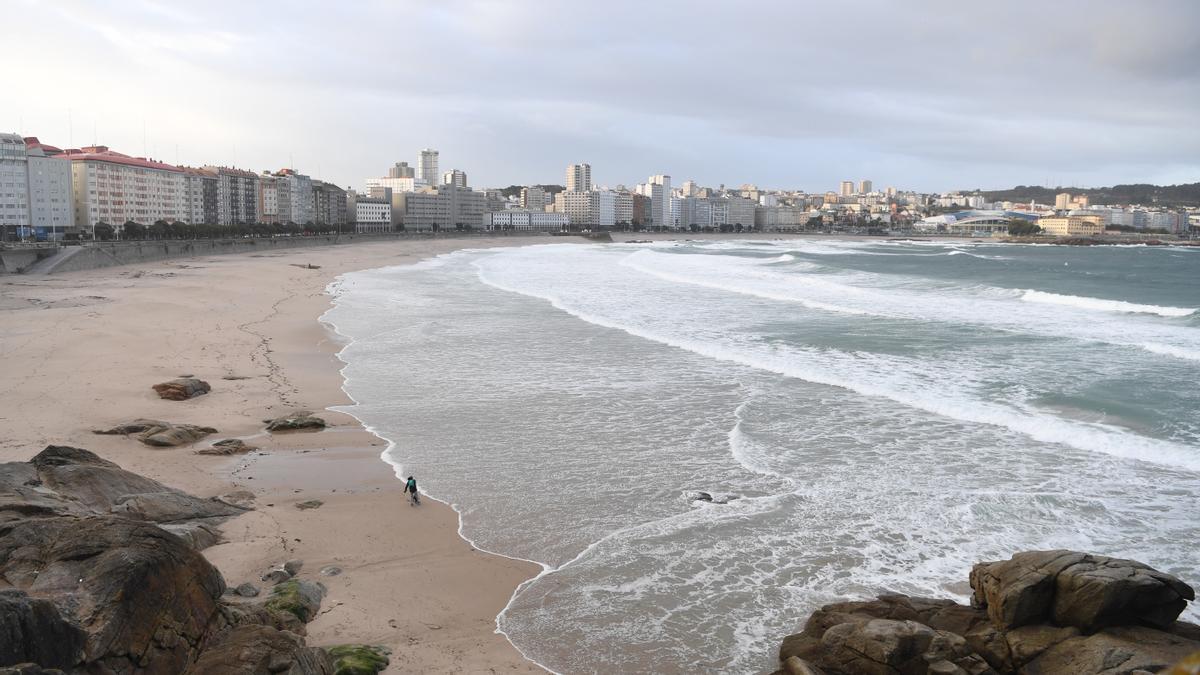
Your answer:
216;489;257;510
183;624;333;674
695;491;714;502
1168;650;1200;674
94;418;218;447
814;618;993;675
159;520;222;549
285;559;304;575
0;590;87;670
0;515;226;673
197;438;258;455
235;583;261;598
0;665;69;675
327;644;391;675
782;655;827;675
112;491;244;523
265;410;327;432
265;580;327;624
1024;625;1200;674
262;567;294;584
296;499;324;510
970;550;1194;631
151;377;211;401
319;566;343;577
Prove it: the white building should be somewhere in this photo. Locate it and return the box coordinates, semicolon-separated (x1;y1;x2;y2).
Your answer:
483;210;568;232
354;196;392;232
646;174;671;228
566;163;592;192
417;149;439;185
559;189;613;227
182;168;218;225
0;133;31;237
63;145;186;232
442;169;467;188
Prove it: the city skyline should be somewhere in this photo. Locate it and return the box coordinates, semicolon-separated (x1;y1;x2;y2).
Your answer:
4;1;1198;193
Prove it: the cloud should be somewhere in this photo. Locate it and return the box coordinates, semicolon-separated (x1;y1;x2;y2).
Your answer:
3;0;1197;192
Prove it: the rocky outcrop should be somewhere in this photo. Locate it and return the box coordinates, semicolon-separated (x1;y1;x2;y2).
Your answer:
0;446;341;674
776;551;1199;675
183;625;333;675
94;419;218;447
327;645;390;675
265;411;327;433
151;378;211;401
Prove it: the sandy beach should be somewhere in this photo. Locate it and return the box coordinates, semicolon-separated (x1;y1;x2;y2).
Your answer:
0;236;550;673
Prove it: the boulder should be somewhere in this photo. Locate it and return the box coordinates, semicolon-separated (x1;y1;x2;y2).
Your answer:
151;377;211;401
782;655;826;675
327;644;390;675
159;520;223;550
265;580;327;624
197;438;258;455
815;618;993;675
0;515;226;673
971;550;1194;631
296;499;324;510
265;411;327;433
235;583;261;598
183;624;333;674
94;418;218;447
262;567;295;585
284;559;304;576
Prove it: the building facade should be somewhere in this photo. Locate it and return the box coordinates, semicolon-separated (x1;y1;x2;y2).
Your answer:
182;168;218;225
203;166;259;225
394;184;486;230
442;169;467;188
22;138;75;239
310;181;348;226
520;186;546;211
482;210;568;231
417;149;439;185
64;146;186;232
1036;215;1104;236
646;174;671;228
354;197;392;232
0;133;31;238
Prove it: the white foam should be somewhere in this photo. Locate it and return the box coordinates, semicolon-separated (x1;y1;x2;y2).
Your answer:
1021;290;1195;317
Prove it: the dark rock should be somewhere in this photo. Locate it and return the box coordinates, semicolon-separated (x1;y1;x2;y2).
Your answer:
94;418;218;447
695;491;713;502
782;655;826;675
971;550;1194;631
0;516;226;673
327;644;390;675
183;624;333;674
265;411;327;433
296;499;324;510
262;567;294;584
197;438;259;455
0;590;87;670
159;520;222;550
0;665;69;675
235;583;261;598
152;377;211;401
284;559;304;576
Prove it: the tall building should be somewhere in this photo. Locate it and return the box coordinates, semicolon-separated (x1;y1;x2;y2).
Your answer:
204;165;259;225
559;189;614;227
64;145;186;231
417;149;439;185
859;180;873;194
0;133;31;238
566;163;592;192
393;184;486;231
1055;193;1072;210
840;180;855;197
23;137;74;239
309;181;347;226
388;162;415;179
182;168;218;225
520;186;546;211
442;169;467;188
274;169;313;224
646;174;672;228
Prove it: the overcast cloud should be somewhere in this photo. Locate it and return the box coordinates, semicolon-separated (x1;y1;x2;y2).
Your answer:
5;0;1198;192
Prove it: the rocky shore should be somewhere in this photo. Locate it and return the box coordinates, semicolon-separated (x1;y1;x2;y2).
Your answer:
774;550;1200;675
0;445;382;674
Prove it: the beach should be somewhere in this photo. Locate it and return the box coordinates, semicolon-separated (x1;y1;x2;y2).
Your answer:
0;236;549;673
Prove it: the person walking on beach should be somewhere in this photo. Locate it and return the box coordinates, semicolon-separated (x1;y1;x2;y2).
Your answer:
404;475;420;506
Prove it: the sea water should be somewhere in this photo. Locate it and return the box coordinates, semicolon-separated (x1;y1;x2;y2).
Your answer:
323;239;1200;674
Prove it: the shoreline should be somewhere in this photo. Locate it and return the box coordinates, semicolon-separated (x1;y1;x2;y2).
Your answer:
0;237;552;672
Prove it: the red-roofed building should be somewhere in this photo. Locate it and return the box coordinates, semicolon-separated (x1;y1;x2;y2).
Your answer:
58;144;186;232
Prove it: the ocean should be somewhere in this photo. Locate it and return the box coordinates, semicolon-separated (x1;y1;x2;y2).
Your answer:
323;238;1200;674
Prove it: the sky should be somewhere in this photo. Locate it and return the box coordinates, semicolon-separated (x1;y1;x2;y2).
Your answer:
4;0;1199;193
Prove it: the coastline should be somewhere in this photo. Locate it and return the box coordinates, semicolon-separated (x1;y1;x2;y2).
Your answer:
0;237;550;672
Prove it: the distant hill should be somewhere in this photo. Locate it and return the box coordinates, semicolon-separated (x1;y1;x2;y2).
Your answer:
498;184;565;199
972;183;1200;207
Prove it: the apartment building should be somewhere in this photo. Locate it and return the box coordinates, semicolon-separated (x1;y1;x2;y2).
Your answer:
63;145;186;231
204;166;259;225
181;168;218;225
22;137;75;239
